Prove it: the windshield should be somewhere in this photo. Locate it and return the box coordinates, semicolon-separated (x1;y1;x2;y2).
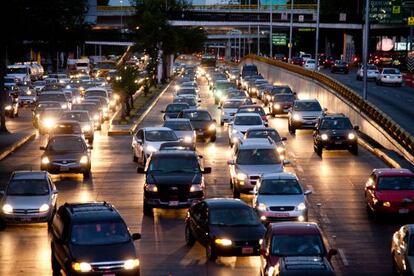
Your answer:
76;63;89;67
377;176;414;190
383;69;400;74
177;89;196;96
246;129;281;141
237;149;281;165
274;94;295;102
38;94;67;102
166;104;189;112
47;137;85;153
85;91;107;98
216;82;234;90
271;235;324;256
228;91;246;98
41;109;62;118
148;155;200;173
174;98;196;106
182;111;211;121
320;118;352;130
71;222;130;245
209;207;260;226
234;116;262;125
259;179;302;195
271;87;293;94
238;107;265;116
7;67;28;74
294;101;322;111
223;101;244;108
163;121;192;131
145;130;177;141
36;102;61;110
61;112;90;122
7;179;49;196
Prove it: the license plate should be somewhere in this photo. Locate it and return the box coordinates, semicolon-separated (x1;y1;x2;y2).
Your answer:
19;217;32;222
274;213;289;217
334;141;342;145
197;130;204;134
103;274;115;276
390;76;395;79
60;166;69;172
169;201;179;206
242;247;254;254
304;121;314;124
399;208;409;214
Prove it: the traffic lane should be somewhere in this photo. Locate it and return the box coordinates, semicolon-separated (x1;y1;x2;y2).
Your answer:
320;68;414;135
4;107;34;134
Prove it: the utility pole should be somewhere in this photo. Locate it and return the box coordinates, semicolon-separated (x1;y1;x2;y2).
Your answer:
248;0;251;54
362;0;370;100
288;0;294;62
270;2;273;58
314;0;320;71
257;2;260;55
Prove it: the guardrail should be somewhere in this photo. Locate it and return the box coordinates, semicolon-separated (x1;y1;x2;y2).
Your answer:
241;54;414;159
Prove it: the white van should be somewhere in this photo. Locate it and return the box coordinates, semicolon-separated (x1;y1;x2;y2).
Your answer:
7;65;31;83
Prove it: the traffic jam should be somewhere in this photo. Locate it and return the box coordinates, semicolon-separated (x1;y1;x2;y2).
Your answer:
1;55;414;276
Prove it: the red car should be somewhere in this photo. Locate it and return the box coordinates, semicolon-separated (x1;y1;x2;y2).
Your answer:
259;222;337;276
365;168;414;218
290;57;304;66
236;104;268;126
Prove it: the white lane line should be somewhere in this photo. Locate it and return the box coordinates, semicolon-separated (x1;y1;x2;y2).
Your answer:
338;248;349;266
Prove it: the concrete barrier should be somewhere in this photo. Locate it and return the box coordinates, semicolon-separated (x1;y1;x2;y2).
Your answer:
240;56;414;164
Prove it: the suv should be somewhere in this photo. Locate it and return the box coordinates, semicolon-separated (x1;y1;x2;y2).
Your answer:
288;99;325;134
137;150;211;215
50;202;141;275
313;114;359;156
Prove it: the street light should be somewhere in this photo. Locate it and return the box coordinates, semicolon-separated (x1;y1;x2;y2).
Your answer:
288;0;294;62
269;2;273;58
120;0;123;29
314;0;320;71
363;0;370;100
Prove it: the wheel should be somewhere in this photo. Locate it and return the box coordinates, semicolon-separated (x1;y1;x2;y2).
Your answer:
210;135;216;143
83;170;91;179
185;223;195;246
229;178;233;188
15;111;19;118
0;219;6;231
288;124;296;135
51;250;61;275
143;202;153;216
132;150;138;162
350;145;358;155
206;243;217;261
314;144;322;156
233;186;240;198
220;121;224;126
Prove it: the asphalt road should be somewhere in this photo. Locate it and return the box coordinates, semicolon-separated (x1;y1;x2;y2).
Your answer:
0;77;409;275
320;67;414;136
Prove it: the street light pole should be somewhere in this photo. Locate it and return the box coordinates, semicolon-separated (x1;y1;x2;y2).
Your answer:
314;0;320;71
120;0;123;29
362;0;369;100
270;2;273;58
288;0;294;62
257;2;260;55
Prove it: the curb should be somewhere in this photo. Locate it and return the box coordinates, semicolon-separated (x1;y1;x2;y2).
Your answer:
0;131;36;161
358;138;401;169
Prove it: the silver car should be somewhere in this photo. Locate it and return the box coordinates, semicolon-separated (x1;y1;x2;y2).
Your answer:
162;118;196;145
228;142;287;198
60;110;95;143
252;172;311;223
288;99;325;134
0;171;58;228
219;99;245;126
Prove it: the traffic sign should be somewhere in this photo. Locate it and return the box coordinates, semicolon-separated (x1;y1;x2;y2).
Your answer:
393;5;401;13
288;43;292;48
272;33;287;46
409;16;414;25
369;0;403;24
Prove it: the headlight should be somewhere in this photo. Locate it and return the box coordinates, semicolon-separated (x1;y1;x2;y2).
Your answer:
93;114;100;121
61;104;68;109
106;76;111;81
274;104;281;109
297;202;306;211
383;201;391;207
65;85;71;89
276;146;284;153
113;93;120;100
39;204;50;212
257;203;267;211
145;184;158;192
110;100;116;106
236;172;247;181
26;90;32;95
293;114;301;121
321;134;328;140
175;85;180;91
41;156;50;164
146;145;157;153
43;118;56;129
215;238;232;246
124;259;140;270
190;184;203;192
82;125;91;132
348;133;356;140
72;262;92;273
2;204;13;214
184;136;193;143
80;155;88;164
5;105;12;111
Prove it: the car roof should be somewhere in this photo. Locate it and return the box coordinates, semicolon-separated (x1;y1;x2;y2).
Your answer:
152;150;197;157
205;198;248;208
63;202;123;223
142;127;173;131
238;105;263;109
321;113;347;119
163;118;191;123
294;99;319;103
269;222;321;235
373;168;414;177
12;171;48;180
261;172;298;180
238;142;276;150
246;127;276;132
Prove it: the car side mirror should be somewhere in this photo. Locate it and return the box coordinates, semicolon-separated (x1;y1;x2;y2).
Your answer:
53;190;59;194
137;167;145;174
354;126;359;131
283;160;290;165
323;108;328;112
217;106;221;109
88;146;93;150
304;190;312;195
39;146;46;150
281;137;287;141
203;167;212;174
328;248;338;260
227;160;235;165
132;233;141;240
160;110;165;113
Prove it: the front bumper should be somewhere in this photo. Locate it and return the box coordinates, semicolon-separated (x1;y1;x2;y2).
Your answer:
318;139;357;150
258;210;307;223
290;119;317;129
41;162;91;174
379;77;403;84
194;128;216;139
69;267;140;276
1;210;53;224
144;192;203;209
213;240;261;257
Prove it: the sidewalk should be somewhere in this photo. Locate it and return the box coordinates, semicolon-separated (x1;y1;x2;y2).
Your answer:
0;130;36;161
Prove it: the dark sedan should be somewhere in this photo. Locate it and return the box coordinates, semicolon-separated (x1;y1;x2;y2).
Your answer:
185;198;266;261
331;60;349;74
161;103;190;120
178;109;216;142
270;93;296;115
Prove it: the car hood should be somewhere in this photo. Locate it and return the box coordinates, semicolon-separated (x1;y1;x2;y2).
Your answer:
234;125;263;133
375;190;414;203
45;152;86;160
147;173;201;185
70;242;137;263
236;164;283;175
4;195;51;209
257;194;305;207
407;256;414;274
173;130;193;138
146;141;170;151
320;129;353;136
210;224;265;241
165;111;180;118
223;108;238;114
190;120;213;129
293;111;322;117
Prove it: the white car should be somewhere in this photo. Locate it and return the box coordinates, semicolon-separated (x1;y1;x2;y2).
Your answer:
356;64;380;80
303;59;317;70
219;99;246;126
228;113;265;146
376;68;403;86
132;127;180;169
174;87;199;102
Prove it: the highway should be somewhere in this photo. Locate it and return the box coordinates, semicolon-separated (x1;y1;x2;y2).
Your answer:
0;75;406;275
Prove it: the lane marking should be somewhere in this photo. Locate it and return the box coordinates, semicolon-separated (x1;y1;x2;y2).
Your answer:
338;248;349;266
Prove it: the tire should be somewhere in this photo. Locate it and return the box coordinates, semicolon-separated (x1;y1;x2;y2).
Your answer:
233;186;240;198
350;145;358;155
185;223;195;246
51;250;61;275
210;136;216;143
0;219;6;231
229;178;233;188
143;202;153;216
206;243;217;262
132;150;138;162
288;124;296;135
83;170;91;179
315;144;322;156
220;121;224;126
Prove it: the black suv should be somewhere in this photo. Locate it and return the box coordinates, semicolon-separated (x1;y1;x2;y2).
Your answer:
137;150;211;216
313;114;359;156
50;202;141;276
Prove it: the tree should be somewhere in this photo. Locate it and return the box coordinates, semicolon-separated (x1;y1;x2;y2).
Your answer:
112;66;141;118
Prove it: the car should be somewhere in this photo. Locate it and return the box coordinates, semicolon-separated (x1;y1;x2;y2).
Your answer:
323;56;336;68
40;134;92;178
32;101;61;127
38;108;65;135
0;171;57;229
236;104;269;126
72;103;102;130
161;103;190;120
219;99;246;126
356;64;379;80
178;109;216;142
50;202;141;276
37;91;70;110
60;111;95;143
365;168;414;218
288;99;325;134
221;89;250;107
4;95;19;118
228;113;265;146
17;84;37;106
313;114;359;156
257;84;273;100
132;127;179;168
159;141;196;152
260;222;337;276
331;60;349;74
290;57;304;66
33;80;46;92
242;127;287;156
274;53;287;62
83;97;109;121
213;80;236;104
270;93;296;116
262;85;294;106
174;87;199;102
228;142;286;198
248;79;268;98
245;75;264;95
300;53;312;61
185;198;265;261
162;118;196;145
173;96;198;109
391;224;414;275
50;120;83;139
137;150;211;215
241;64;259;79
376;68;403;86
303;59;317;70
252;172;311;223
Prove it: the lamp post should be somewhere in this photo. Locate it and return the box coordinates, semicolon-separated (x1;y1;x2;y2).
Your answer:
269;2;273;58
120;0;123;29
362;0;369;100
314;0;320;71
288;0;294;62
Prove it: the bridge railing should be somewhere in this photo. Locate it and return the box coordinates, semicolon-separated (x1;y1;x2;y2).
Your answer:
241;54;414;159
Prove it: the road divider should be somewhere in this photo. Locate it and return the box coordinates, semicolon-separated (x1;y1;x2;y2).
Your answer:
0;131;36;161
